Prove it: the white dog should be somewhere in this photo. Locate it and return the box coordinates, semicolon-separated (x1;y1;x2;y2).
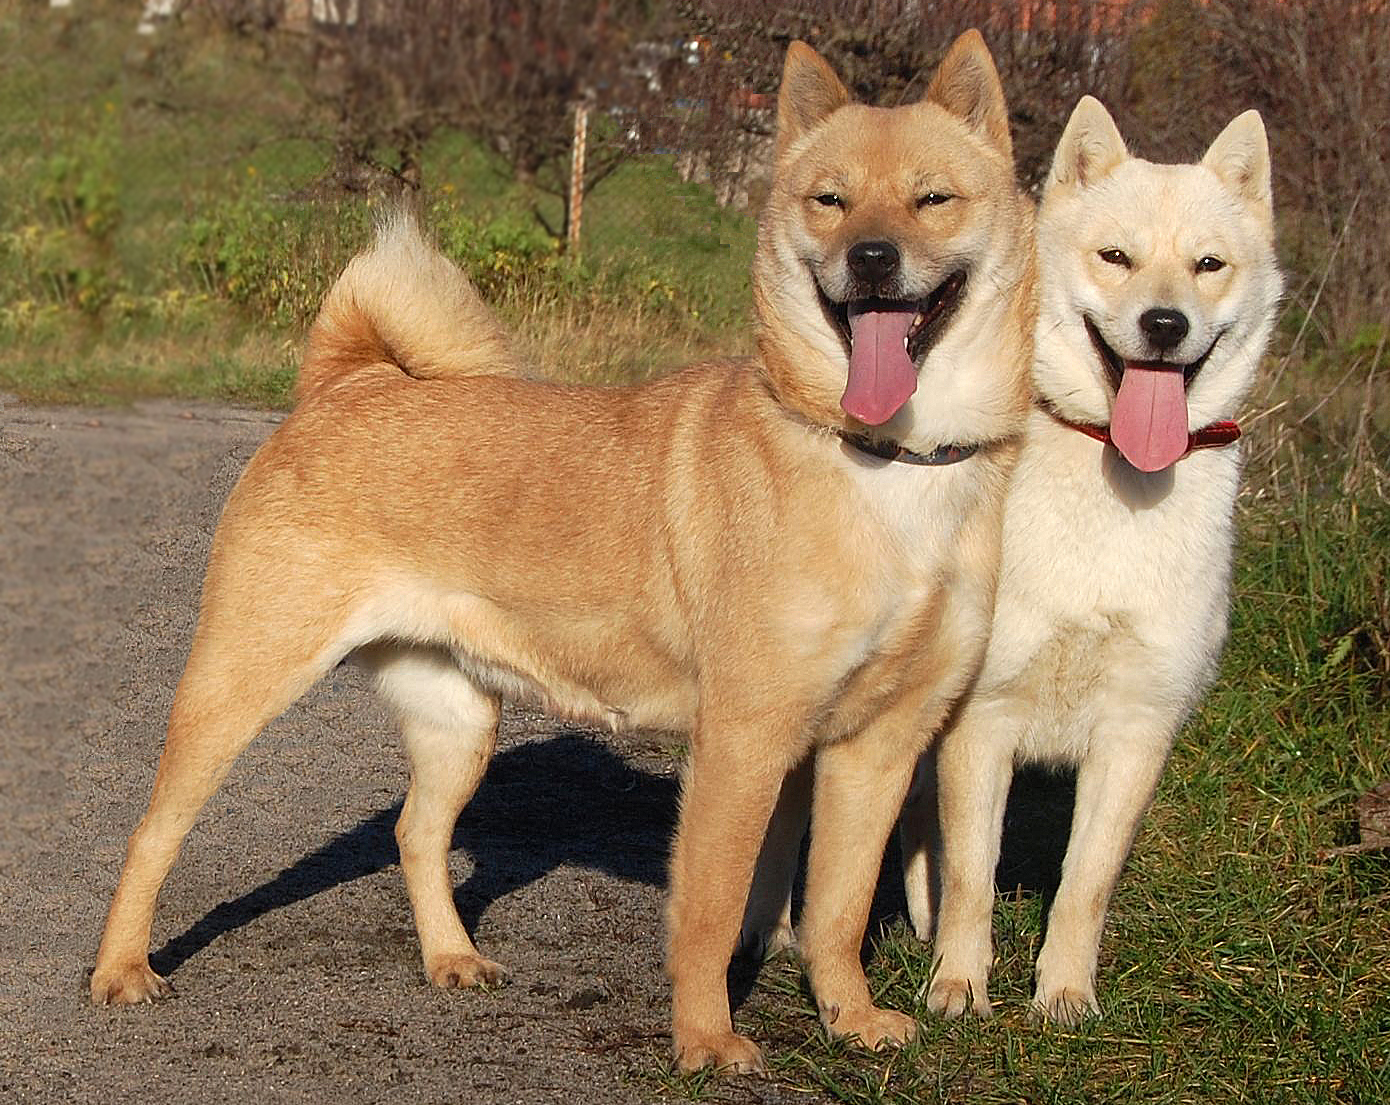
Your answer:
900;96;1283;1023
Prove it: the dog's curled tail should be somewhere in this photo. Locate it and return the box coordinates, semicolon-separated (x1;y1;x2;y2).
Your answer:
297;209;521;400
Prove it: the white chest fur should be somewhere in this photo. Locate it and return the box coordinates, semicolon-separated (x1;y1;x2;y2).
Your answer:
980;412;1240;763
772;433;993;695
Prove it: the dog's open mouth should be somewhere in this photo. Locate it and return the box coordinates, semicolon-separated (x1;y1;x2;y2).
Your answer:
1083;315;1218;392
820;270;967;426
823;270;968;365
1082;315;1224;472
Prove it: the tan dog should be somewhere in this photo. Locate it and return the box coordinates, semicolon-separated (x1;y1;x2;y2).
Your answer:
90;32;1033;1073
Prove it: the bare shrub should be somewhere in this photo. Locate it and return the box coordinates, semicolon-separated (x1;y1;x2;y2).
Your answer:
280;0;664;236
179;0;1387;444
200;0;282;34
1206;0;1389;352
654;0;1152;203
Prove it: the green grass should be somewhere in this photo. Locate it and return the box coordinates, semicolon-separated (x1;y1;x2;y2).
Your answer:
0;5;755;404
646;488;1388;1104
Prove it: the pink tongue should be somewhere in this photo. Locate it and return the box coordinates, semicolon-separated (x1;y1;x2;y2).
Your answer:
840;308;917;426
1109;365;1190;472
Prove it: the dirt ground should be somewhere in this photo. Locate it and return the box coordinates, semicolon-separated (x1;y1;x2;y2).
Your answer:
0;396;842;1105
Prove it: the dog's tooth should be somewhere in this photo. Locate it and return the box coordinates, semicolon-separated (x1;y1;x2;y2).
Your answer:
914;311;925;327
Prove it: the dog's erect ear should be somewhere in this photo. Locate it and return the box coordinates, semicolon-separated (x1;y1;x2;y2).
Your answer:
924;29;1012;162
1202;110;1274;225
775;42;851;160
1048;96;1128;190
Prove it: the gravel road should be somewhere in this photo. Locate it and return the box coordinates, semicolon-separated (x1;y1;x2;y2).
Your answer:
0;397;826;1105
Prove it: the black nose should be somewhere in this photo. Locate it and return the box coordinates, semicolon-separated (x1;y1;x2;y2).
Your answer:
1139;308;1190;352
847;240;901;288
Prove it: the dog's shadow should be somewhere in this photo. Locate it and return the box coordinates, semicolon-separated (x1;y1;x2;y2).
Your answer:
150;734;1073;1009
865;763;1077;932
150;730;679;979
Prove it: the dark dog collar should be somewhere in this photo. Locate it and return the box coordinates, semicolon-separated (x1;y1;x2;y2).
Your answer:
838;431;980;466
1046;408;1241;458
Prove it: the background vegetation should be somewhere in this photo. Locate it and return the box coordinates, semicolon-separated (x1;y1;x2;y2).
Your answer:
4;1;1386;1101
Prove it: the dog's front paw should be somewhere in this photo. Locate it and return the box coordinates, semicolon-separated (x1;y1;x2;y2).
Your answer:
426;952;509;989
90;960;174;1005
823;1003;918;1050
1031;984;1099;1026
925;975;992;1019
673;1030;766;1075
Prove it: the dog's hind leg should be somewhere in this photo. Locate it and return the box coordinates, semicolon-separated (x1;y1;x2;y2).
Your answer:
898;747;940;941
91;588;351;1005
361;643;505;988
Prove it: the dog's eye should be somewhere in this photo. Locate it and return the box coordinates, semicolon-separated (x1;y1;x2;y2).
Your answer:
917;192;952;208
1196;255;1226;273
1098;248;1132;268
812;193;844;208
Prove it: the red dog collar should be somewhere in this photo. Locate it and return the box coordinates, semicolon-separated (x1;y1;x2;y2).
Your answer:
1048;409;1241;458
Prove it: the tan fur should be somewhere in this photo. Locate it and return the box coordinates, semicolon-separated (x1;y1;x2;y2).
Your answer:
297;209;522;399
90;32;1033;1074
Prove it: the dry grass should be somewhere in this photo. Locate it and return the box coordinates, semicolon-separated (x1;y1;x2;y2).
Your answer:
515;290;755;387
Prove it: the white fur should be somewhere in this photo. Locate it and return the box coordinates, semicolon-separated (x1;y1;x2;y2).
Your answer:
909;99;1283;1024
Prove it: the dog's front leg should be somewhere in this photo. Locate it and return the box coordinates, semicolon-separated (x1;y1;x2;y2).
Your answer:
922;703;1018;1019
1032;717;1172;1024
798;724;922;1050
666;715;798;1075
